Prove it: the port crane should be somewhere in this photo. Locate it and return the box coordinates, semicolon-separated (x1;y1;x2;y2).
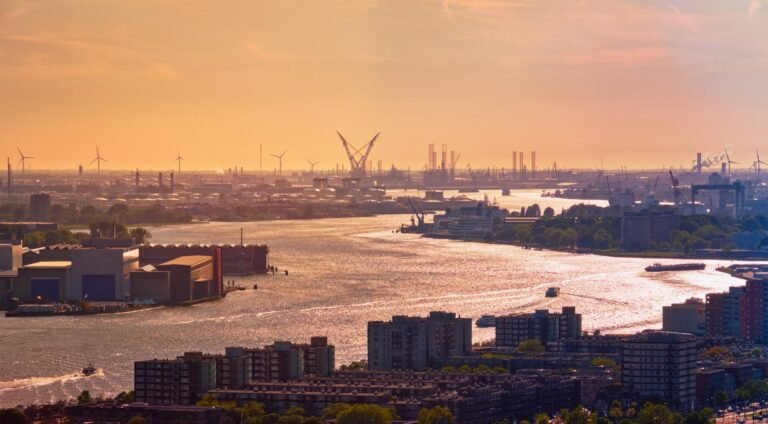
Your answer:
669;169;681;205
406;198;425;232
337;131;380;178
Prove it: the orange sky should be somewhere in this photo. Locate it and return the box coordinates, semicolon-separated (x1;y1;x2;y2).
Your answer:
1;0;767;172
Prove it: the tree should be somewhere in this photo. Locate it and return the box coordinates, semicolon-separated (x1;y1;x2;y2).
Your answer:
543;207;555;218
591;357;618;370
609;401;623;423
0;408;29;424
526;204;542;217
127;417;146;424
637;403;681;424
700;346;732;361
77;390;93;405
130;227;151;244
336;404;394;424
114;390;135;404
713;391;728;407
536;413;551;424
278;415;303;424
516;339;545;354
418;406;456;424
323;403;353;420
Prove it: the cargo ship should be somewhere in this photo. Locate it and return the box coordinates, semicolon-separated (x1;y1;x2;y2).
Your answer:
645;263;706;272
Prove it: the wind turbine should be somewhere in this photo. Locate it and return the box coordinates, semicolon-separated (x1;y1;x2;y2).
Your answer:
724;149;738;177
90;146;108;174
176;151;183;173
306;160;319;173
271;150;287;176
753;148;767;179
16;147;33;174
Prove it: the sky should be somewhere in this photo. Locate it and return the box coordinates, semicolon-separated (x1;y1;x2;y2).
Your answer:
1;0;767;172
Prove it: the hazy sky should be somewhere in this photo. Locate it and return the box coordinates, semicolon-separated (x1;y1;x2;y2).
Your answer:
1;0;767;172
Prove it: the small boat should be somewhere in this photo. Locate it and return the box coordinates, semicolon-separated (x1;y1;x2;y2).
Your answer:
458;188;479;193
501;187;511;196
545;287;560;297
476;315;496;327
82;364;97;376
645;263;706;272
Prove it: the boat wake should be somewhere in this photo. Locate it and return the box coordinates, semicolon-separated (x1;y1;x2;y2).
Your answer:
0;369;104;392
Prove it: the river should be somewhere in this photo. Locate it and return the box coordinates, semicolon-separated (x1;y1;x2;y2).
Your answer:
0;190;742;406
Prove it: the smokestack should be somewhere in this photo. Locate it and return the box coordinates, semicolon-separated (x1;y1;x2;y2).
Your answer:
721;162;727;175
531;151;536;179
513;151;517;177
170;172;175;193
428;144;435;171
158;172;163;188
441;144;447;171
78;165;83;176
697;153;702;176
135;169;140;188
519;152;525;178
6;157;11;197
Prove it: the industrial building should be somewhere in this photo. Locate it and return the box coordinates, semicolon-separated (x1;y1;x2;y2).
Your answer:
495;307;582;348
13;261;71;303
29;192;52;222
130;253;221;304
67;245;139;301
368;311;472;371
139;244;268;275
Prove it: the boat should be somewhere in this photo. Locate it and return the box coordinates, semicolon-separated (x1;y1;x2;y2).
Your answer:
645;263;706;272
501;187;511;196
458;188;479;193
545;287;560;297
475;315;496;327
82;364;97;376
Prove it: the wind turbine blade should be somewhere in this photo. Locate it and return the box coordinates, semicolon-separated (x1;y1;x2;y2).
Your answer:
90;158;98;165
281;149;288;157
17;147;23;156
17;158;23;166
101;157;109;163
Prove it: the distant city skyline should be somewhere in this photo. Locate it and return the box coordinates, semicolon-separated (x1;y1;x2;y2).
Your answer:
2;0;768;170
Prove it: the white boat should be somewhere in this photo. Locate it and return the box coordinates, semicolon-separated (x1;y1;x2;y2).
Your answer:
476;315;496;327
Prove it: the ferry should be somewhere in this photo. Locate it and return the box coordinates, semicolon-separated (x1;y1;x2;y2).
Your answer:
645;263;706;272
475;315;496;328
545;287;560;297
82;364;97;376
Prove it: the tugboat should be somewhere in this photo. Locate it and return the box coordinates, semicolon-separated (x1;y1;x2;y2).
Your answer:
82;363;97;376
645;263;706;272
545;287;560;297
475;315;496;328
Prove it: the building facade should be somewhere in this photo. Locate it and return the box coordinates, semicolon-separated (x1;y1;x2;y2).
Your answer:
368;311;472;371
496;307;582;348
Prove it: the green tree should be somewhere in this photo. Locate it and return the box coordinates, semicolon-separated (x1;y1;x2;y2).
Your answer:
713;391;728;407
130;227;152;244
336;404;394;424
323;403;353;420
114;390;135;404
417;406;455;424
536;413;551;424
77;390;93;405
516;339;545;354
278;415;303;424
609;400;623;423
637;403;681;424
127;417;146;424
592;357;618;370
543;207;555;218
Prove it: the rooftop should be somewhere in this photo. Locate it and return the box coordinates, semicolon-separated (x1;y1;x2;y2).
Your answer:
159;255;212;267
22;261;72;270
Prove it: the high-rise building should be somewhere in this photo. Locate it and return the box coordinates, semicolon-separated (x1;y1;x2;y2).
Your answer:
663;298;705;336
239;337;335;382
29;193;51;222
134;352;217;405
368;311;472;371
742;279;768;343
621;331;698;410
495;307;582;348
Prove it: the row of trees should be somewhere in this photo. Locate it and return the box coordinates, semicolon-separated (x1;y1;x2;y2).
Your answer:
195;396;455;424
0;202;191;226
19;223;151;248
